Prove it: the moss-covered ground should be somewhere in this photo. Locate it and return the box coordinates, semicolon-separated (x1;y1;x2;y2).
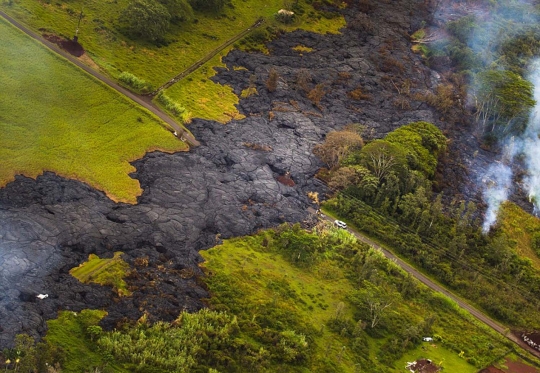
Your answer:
0;17;186;203
70;252;131;296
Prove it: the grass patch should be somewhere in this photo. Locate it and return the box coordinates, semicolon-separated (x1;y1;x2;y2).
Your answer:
292;44;314;53
70;252;131;296
45;310;128;373
200;224;514;371
1;0;344;87
0;17;186;203
498;201;540;269
395;343;478;373
162;47;246;123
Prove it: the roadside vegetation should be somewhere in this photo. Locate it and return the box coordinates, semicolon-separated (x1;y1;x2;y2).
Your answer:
316;121;540;332
0;18;186;203
5;224;534;372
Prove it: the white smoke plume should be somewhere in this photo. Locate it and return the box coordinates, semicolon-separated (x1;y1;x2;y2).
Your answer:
481;160;513;234
523;59;540;212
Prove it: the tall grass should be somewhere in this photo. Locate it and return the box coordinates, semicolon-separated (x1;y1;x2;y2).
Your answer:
118;71;154;94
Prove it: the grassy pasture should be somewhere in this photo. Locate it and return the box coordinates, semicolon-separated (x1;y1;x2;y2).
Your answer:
0;0;344;86
0;17;186;203
0;0;345;122
70;252;131;296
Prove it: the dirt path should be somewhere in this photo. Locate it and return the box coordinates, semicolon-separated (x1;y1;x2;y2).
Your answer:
0;10;199;147
149;17;265;96
319;212;540;360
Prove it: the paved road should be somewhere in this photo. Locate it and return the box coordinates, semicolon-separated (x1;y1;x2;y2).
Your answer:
0;10;199;147
150;17;265;95
320;212;540;360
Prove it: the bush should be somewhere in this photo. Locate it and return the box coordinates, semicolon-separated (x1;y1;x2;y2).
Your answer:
156;92;192;123
118;72;154;94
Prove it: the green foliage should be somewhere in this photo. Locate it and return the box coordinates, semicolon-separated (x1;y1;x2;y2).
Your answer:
98;309;240;372
189;0;225;12
0;17;187;204
118;72;154;94
322;122;540;331
159;0;194;22
447;15;476;44
473;69;535;132
70;252;131;296
156;92;193;123
44;310;119;373
119;0;172;41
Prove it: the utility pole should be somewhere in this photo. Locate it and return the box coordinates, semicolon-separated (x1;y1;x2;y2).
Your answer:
73;6;84;43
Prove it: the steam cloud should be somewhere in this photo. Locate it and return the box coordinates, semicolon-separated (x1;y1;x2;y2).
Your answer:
441;0;540;231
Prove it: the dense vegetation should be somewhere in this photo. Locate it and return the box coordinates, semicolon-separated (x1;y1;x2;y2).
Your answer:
319;122;540;331
411;1;540;137
0;17;186;203
6;224;533;372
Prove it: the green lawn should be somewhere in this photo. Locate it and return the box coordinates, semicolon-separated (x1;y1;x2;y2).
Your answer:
0;17;186;203
70;252;131;296
395;343;478;373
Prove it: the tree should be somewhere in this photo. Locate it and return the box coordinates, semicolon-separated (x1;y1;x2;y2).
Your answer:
352;282;397;329
313;130;364;169
120;0;171;41
359;140;406;180
266;67;279;92
189;0;225;12
473;69;535;132
158;0;193;23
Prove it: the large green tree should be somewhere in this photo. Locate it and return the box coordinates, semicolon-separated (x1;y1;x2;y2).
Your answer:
120;0;172;41
473;69;535;132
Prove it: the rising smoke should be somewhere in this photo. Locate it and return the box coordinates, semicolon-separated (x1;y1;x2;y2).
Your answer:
443;0;540;232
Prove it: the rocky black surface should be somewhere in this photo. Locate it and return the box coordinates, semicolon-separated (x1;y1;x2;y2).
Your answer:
0;0;447;348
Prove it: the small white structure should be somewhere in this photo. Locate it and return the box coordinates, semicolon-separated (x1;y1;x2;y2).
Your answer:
278;9;294;16
36;294;48;300
423;337;433;342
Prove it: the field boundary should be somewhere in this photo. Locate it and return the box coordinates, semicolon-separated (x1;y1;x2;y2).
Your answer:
149;17;265;96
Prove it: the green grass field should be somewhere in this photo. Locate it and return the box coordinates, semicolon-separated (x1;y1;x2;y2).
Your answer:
70;252;131;296
395;343;478;373
0;0;345;122
0;0;344;87
0;17;186;203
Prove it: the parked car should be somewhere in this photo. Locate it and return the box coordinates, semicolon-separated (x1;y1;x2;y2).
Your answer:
334;220;347;229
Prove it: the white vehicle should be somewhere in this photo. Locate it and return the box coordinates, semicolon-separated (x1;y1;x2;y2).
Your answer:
334;220;347;229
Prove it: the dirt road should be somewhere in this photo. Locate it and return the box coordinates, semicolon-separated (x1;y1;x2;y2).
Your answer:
321;213;540;360
0;10;199;147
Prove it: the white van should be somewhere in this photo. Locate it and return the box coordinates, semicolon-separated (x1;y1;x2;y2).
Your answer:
334;220;347;229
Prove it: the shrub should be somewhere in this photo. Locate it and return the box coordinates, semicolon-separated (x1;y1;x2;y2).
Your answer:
118;72;154;94
156;92;192;123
